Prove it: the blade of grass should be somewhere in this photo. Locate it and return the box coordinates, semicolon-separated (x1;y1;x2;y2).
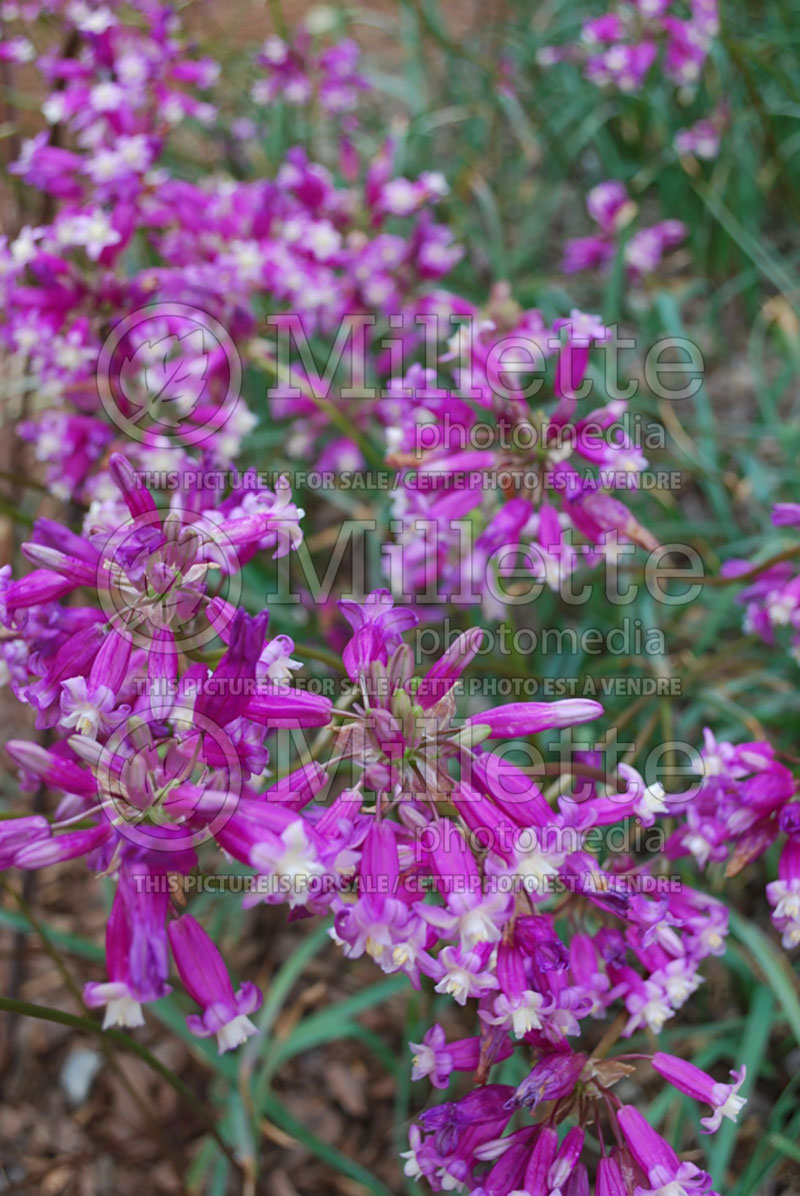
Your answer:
0;905;104;961
254;974;409;1097
652;291;729;524
470;174;508;279
395;991;422;1196
731;1071;800;1196
255;919;333;1039
769;1132;800;1165
602;224;631;325
729;910;800;1046
691;177;797;296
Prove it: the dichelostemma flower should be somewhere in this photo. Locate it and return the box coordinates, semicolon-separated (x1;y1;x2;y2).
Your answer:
167;914;262;1052
652;1052;747;1133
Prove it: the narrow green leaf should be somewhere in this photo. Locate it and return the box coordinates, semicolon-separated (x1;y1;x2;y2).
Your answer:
770;1132;800;1165
256;920;333;1038
0;906;104;961
254;974;409;1098
729;910;800;1045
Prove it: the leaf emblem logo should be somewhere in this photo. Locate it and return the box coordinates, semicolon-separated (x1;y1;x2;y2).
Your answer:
119;328;210;428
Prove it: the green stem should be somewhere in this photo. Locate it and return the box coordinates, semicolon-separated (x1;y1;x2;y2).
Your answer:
704;542;800;586
292;642;346;672
267;0;287;38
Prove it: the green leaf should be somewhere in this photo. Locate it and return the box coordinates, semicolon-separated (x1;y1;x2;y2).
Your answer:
255;920;333;1039
729;910;800;1045
0;906;104;961
254;974;409;1098
770;1132;800;1165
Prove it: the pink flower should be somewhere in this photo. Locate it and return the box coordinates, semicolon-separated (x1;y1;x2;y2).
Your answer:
167;914;262;1052
652;1052;747;1132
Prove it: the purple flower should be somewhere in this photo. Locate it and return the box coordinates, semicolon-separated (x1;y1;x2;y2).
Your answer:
167;914;262;1052
338;589;419;681
509;1051;587;1111
773;503;800;528
465;698;603;739
617;1105;716;1195
409;1024;456;1088
85;866;171;1027
0;816;51;869
652;1052;747;1132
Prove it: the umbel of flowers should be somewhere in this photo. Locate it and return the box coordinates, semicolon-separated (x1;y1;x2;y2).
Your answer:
538;0;719;92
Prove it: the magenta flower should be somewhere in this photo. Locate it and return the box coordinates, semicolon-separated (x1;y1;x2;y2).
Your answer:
722;503;800;658
0;815;51;869
767;838;800;949
510;1051;587;1111
480;943;554;1039
384;299;659;607
617;1105;716;1195
338;588;419;681
773;503;800;527
564;179;686;281
596;1156;627;1196
167;914;262;1052
84;866;171;1028
465;698;603;739
541;0;718;93
652;1052;747;1132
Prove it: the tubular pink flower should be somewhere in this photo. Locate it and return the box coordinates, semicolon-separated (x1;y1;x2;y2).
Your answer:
14;824;111;869
84;867;171;1027
244;688;333;728
0;816;51;868
5;740;97;797
338;588;419;681
652;1052;747;1133
617;1105;682;1175
596;1156;627;1196
414;627;485;708
521;1125;557;1190
465;698;603;739
167;914;262;1053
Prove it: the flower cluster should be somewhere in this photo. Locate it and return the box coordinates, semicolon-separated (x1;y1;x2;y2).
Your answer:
0;4;772;1193
539;0;719;92
380;289;657;610
1;556;739;1123
0;451;330;1042
3;560;745;1191
675;109;726;160
253;29;368;117
721;503;800;662
563;180;687;280
0;0;460;502
665;728;800;949
405;1064;744;1194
